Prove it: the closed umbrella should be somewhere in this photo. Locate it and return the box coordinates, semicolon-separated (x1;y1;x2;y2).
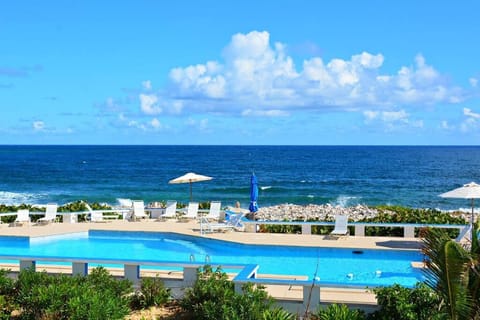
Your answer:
249;173;259;218
169;172;212;201
440;181;480;241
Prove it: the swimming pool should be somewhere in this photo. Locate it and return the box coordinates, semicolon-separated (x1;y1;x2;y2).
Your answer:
0;230;425;287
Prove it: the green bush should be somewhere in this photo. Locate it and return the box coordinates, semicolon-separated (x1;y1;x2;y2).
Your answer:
0;269;16;319
368;283;441;320
181;266;275;320
130;276;171;310
13;267;132;320
312;303;366;320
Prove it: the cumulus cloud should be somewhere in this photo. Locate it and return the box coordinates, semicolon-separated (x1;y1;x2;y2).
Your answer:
139;94;162;115
363;109;422;129
140;30;465;117
32;121;45;131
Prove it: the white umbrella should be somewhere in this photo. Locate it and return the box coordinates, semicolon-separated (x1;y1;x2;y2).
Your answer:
169;172;213;201
440;181;480;240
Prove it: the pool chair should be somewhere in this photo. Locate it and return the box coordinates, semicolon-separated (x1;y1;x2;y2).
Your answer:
330;214;349;237
200;212;246;234
37;203;58;225
157;200;177;221
130;200;149;221
14;209;31;226
178;202;199;222
204;201;221;221
84;203;107;223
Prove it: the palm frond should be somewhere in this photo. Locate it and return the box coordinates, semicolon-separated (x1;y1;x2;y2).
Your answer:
422;228;473;319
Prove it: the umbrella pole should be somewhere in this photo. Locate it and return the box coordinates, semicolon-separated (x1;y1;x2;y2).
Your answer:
472;198;475;241
190;182;193;202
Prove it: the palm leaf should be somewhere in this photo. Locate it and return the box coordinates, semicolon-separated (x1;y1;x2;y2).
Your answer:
422;228;473;319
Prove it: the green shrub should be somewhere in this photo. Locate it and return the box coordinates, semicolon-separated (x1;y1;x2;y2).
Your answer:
368;283;441;320
0;269;16;320
181;266;275;320
14;267;132;320
130;276;171;310
312;303;366;320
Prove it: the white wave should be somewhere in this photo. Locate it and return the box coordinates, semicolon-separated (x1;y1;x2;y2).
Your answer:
0;191;43;205
307;195;314;198
260;186;272;191
116;198;133;207
331;195;359;207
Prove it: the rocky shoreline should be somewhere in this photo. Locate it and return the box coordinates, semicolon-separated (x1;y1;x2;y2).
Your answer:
253;203;470;222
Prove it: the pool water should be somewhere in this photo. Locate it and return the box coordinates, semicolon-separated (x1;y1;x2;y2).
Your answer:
0;231;425;287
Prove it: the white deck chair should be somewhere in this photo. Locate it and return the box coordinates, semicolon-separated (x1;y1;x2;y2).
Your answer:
14;209;31;226
178;202;199;221
131;200;148;221
330;214;349;237
37;203;58;225
204;201;221;221
200;212;246;233
158;200;177;221
85;203;105;223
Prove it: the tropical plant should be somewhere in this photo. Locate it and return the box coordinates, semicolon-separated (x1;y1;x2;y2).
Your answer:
181;265;275;320
369;283;440;320
130;276;171;309
312;303;365;320
422;225;480;319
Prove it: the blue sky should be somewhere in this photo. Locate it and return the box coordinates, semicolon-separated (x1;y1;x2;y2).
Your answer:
1;1;480;145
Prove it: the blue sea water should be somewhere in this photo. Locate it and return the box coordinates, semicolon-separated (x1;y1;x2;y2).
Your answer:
1;145;480;211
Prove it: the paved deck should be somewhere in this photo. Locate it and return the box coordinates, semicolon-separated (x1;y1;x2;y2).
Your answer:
0;219;423;306
0;219;422;250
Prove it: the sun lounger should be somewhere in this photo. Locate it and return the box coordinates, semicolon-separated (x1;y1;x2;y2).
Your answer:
200;212;246;234
330;214;349;237
14;209;31;226
130;200;149;221
157;200;177;221
178;202;199;221
85;203;107;223
204;201;221;221
37;203;58;225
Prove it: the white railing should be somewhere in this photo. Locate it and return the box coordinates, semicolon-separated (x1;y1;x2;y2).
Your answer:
0;255;322;313
243;220;468;240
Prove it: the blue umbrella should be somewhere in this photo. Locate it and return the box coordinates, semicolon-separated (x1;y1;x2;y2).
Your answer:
249;173;259;214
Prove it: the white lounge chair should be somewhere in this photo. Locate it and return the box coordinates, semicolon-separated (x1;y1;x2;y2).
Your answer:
37;203;58;225
200;212;246;234
178;202;199;221
131;200;149;221
158;200;177;221
330;214;349;237
14;209;31;226
85;203;106;223
204;201;221;221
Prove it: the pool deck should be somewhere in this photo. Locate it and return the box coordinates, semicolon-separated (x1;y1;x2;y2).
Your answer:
0;219;423;307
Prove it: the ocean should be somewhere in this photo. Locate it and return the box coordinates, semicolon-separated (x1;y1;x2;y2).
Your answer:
1;145;479;211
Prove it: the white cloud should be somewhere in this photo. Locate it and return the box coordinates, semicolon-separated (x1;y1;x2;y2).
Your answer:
150;118;162;129
139;93;162;115
153;30;466;117
142;80;152;90
441;120;454;130
469;78;478;88
464;107;480;119
381;110;409;122
242;109;290;117
33;121;45;131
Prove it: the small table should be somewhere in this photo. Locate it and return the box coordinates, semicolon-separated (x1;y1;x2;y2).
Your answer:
145;207;165;219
